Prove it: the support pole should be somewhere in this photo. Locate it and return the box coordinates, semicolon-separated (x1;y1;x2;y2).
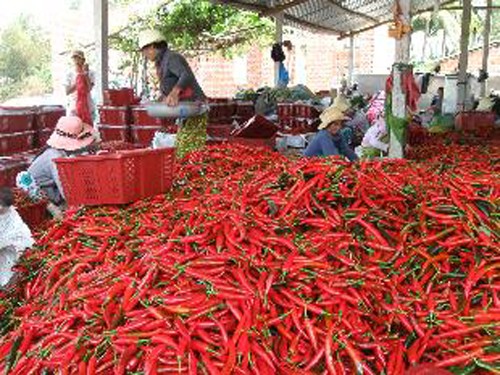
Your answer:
274;12;284;87
457;0;472;111
480;0;492;97
348;35;355;86
389;0;411;159
94;0;109;105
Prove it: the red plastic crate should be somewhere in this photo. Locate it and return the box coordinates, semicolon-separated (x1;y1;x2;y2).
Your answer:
206;124;233;139
98;106;131;125
98;124;131;142
131;125;163;146
277;103;294;119
235;101;255;119
0;131;36;155
208;101;236;122
0;159;29;186
455;111;495;136
293;104;320;119
37;106;66;129
0;110;36;134
104;88;137;106
228;136;275;150
131;107;176;127
17;199;49;230
55;148;176;206
37;128;53;148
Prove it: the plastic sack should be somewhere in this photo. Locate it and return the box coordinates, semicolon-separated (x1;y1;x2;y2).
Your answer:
0;246;18;287
146;102;209;119
477;97;494;112
152;131;176;149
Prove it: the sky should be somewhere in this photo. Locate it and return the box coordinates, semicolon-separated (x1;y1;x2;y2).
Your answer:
0;0;66;30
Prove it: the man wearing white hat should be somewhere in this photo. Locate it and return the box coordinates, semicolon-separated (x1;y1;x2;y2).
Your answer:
138;30;207;158
303;107;359;161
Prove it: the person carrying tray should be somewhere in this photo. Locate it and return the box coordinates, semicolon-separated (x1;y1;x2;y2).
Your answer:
139;30;207;158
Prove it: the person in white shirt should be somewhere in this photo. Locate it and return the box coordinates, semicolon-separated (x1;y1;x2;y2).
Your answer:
0;187;34;288
64;50;95;121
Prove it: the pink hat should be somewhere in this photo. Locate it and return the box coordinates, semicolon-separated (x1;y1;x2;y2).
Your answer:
47;116;96;151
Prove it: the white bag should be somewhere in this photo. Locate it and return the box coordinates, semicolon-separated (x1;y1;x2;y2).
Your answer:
0;246;18;287
152;132;176;149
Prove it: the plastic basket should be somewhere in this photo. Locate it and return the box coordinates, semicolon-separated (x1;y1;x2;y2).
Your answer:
235;101;255;119
277;103;294;119
0;131;36;155
455;111;494;136
55;148;176;206
206;124;233;139
36;128;53;148
131;107;176;127
98;124;131;143
131;125;163;146
0;111;36;134
98;106;131;125
293;104;320;119
0;159;29;186
104;88;137;106
208;101;236;122
37;107;65;129
17;199;48;230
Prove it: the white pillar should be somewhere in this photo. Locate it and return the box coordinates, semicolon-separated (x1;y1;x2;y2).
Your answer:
274;12;284;87
394;0;411;63
480;0;492;97
457;0;472;111
94;0;109;104
348;36;355;86
389;0;411;159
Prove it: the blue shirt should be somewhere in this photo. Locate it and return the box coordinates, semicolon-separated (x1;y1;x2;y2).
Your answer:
304;129;359;161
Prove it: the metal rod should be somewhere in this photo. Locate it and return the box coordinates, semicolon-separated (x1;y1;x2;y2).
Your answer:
325;0;378;23
481;0;492;97
261;0;310;16
338;0;456;39
457;0;472;111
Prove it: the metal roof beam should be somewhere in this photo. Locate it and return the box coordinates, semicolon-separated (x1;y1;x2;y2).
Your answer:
261;0;311;16
325;0;378;24
285;13;342;34
338;0;457;40
213;0;341;34
212;0;268;13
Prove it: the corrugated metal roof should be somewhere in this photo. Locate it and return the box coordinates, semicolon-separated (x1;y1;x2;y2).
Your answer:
218;0;451;37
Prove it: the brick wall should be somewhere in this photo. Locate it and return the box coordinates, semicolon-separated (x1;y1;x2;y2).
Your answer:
440;43;500;75
187;29;381;98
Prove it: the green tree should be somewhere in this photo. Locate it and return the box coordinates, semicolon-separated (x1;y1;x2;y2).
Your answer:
0;15;52;102
109;0;274;89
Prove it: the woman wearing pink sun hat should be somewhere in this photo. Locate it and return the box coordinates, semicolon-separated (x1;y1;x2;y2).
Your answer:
17;117;99;216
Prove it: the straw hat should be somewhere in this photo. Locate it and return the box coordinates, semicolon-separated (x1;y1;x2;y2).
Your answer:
333;95;351;113
71;50;85;60
138;30;166;50
318;107;349;130
46;116;96;151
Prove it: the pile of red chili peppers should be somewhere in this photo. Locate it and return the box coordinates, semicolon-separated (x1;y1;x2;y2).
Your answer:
0;136;498;375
